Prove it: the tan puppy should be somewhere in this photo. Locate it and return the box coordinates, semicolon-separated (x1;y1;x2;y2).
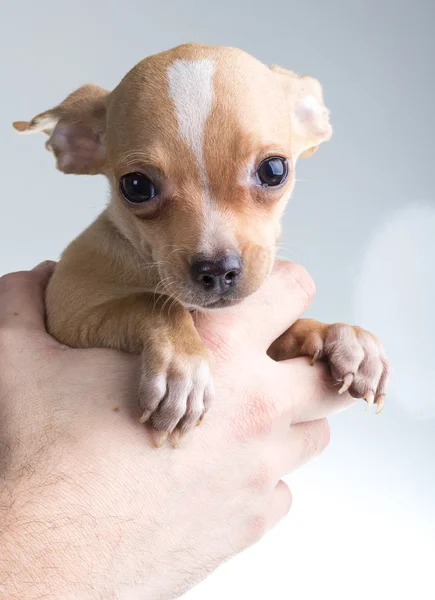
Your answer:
14;43;389;444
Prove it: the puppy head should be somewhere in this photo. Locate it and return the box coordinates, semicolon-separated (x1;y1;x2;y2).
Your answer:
14;44;331;309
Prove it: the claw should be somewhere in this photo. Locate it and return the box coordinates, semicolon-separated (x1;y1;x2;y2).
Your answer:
364;390;375;411
195;415;203;427
375;394;385;414
155;431;168;448
139;409;152;424
338;373;353;394
170;429;182;448
311;350;321;366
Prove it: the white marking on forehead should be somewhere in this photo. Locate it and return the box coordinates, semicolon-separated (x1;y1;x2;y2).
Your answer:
168;58;231;255
167;59;215;186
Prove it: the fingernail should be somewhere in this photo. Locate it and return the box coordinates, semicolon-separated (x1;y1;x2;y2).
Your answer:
32;260;56;272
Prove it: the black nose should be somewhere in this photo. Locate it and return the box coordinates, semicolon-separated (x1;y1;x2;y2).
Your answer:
190;254;242;293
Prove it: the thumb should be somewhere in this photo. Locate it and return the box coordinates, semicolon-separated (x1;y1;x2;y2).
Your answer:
195;261;316;352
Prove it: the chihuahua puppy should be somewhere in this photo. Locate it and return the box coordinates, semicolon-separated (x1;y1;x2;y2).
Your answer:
14;44;389;444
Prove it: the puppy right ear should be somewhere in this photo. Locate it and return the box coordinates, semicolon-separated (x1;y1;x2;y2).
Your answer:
13;84;109;175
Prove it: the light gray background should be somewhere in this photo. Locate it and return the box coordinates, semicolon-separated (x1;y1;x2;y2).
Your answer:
1;1;434;598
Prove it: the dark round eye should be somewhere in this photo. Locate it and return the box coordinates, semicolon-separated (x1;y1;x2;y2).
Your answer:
257;157;288;187
119;172;157;204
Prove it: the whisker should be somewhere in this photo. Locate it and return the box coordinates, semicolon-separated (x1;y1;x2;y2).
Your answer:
168;293;184;318
161;292;176;313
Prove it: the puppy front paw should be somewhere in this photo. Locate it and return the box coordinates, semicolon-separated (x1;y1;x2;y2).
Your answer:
139;344;214;446
308;323;390;413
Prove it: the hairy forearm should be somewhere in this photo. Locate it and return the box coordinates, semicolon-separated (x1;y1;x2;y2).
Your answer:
1;521;91;599
0;466;193;600
0;392;204;600
0;476;116;599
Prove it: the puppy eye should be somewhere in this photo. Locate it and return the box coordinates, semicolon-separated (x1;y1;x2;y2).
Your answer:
119;172;157;204
257;157;288;187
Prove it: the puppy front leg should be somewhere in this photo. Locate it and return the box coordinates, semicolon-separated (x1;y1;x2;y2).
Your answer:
57;294;213;443
268;319;390;413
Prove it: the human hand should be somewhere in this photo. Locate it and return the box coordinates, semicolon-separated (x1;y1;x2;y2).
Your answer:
0;261;353;600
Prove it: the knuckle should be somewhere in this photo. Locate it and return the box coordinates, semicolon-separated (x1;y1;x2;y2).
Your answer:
248;458;275;493
247;512;268;543
236;390;277;441
245;513;269;545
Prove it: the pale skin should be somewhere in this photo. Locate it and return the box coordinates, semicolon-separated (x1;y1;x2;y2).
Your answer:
0;261;356;600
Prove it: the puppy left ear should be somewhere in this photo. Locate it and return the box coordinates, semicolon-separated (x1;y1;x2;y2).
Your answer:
270;65;332;158
13;84;109;175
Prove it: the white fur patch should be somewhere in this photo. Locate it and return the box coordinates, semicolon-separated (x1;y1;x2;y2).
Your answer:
167;58;229;254
167;59;215;187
